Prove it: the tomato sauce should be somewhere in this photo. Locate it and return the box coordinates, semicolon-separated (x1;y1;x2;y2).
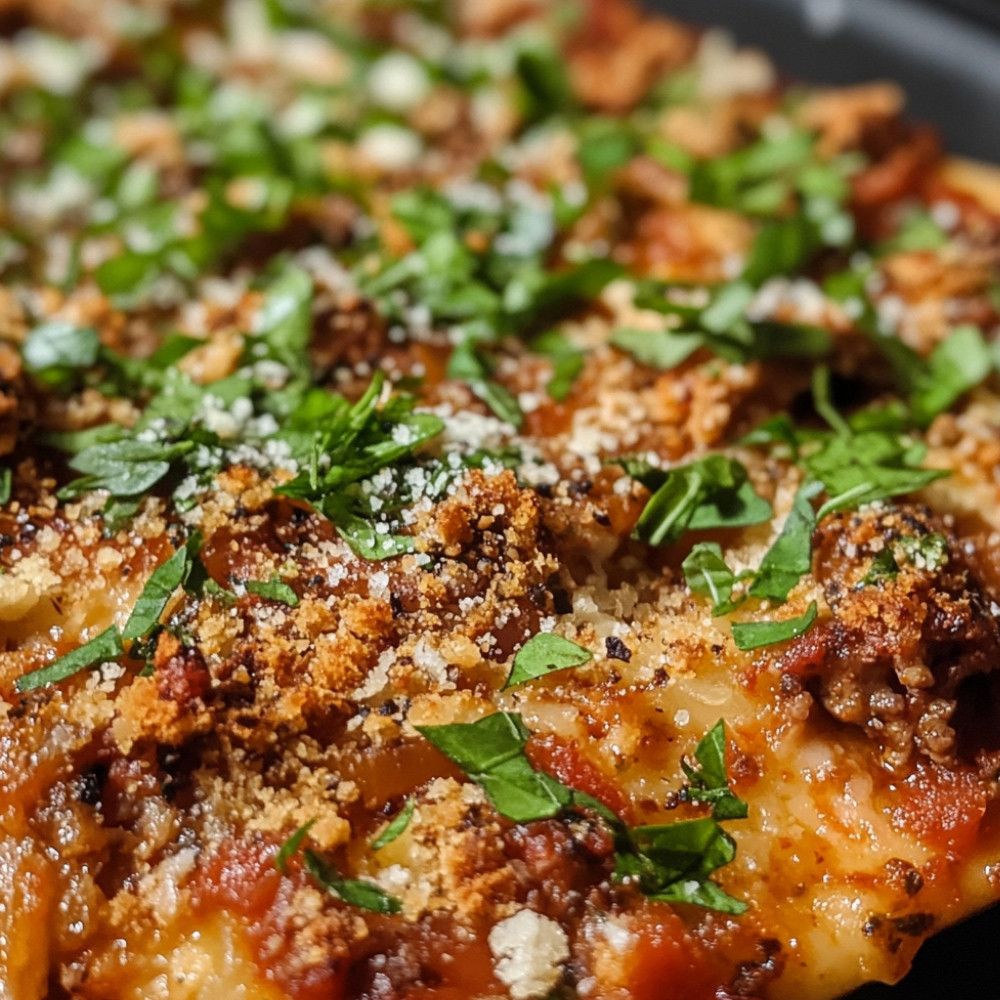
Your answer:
192;837;349;1000
890;761;987;855
622;903;721;1000
527;732;631;820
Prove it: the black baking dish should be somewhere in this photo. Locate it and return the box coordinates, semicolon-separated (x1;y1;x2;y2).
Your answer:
652;0;1000;163
643;1;1000;997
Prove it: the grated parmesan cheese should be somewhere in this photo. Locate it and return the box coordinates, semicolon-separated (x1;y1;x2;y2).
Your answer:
488;910;570;1000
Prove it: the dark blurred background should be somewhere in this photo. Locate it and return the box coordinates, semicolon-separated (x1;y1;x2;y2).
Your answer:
652;0;1000;162
644;0;1000;997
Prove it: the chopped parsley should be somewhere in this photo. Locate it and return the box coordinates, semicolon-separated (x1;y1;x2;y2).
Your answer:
531;330;586;403
361;186;621;348
245;576;300;607
747;481;822;603
823;269;995;425
417;712;748;913
504;633;592;689
804;408;947;517
16;625;125;693
622;279;832;370
744;374;950;518
275;819;317;875
122;533;202;641
689;126;859;275
416;713;572;823
682;482;820;624
861;533;949;586
371;798;416;850
675;366;953;649
243;260;315;407
906;325;994;428
275;820;402;914
274;371;445;558
17;533;205;691
446;339;524;428
731;600;818;652
681;720;748;821
876;209;948;256
613;817;745;914
610;327;706;371
626;455;772;548
302;849;402;915
22;320;100;388
682;543;748;616
60;438;195;501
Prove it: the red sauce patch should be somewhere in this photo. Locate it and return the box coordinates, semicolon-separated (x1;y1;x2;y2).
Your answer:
504;818;614;915
890;761;987;855
348;912;503;998
154;632;211;706
192;837;349;1000
851;125;942;240
625;902;721;1000
775;626;831;678
526;733;631;820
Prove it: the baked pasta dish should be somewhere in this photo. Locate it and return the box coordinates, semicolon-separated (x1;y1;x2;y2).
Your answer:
3;0;1000;997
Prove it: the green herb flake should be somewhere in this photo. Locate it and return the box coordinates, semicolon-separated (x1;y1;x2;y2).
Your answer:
371;798;416;850
504;633;592;689
95;252;156;297
747;481;821;602
101;496;143;535
302;849;402;915
742;215;818;287
23;320;100;371
681;720;748;821
22;321;100;388
329;511;415;561
274;372;444;560
0;467;10;506
122;533;201;641
62;439;194;500
877;210;948;256
516;42;576;125
247;261;314;393
616;817;747;915
611;327;704;371
748;385;953;517
245;576;300;607
633;455;772;548
546;351;585;402
862;533;949;586
731;600;818;652
532;331;585;402
899;533;949;571
682;543;745;615
275;818;317;875
625;279;830;369
416;712;572;823
17;625;125;693
811;365;851;437
809;431;947;518
201;576;238;605
576;117;639;184
861;547;900;586
908;324;994;427
470;377;523;429
447;339;523;428
419;713;747;914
